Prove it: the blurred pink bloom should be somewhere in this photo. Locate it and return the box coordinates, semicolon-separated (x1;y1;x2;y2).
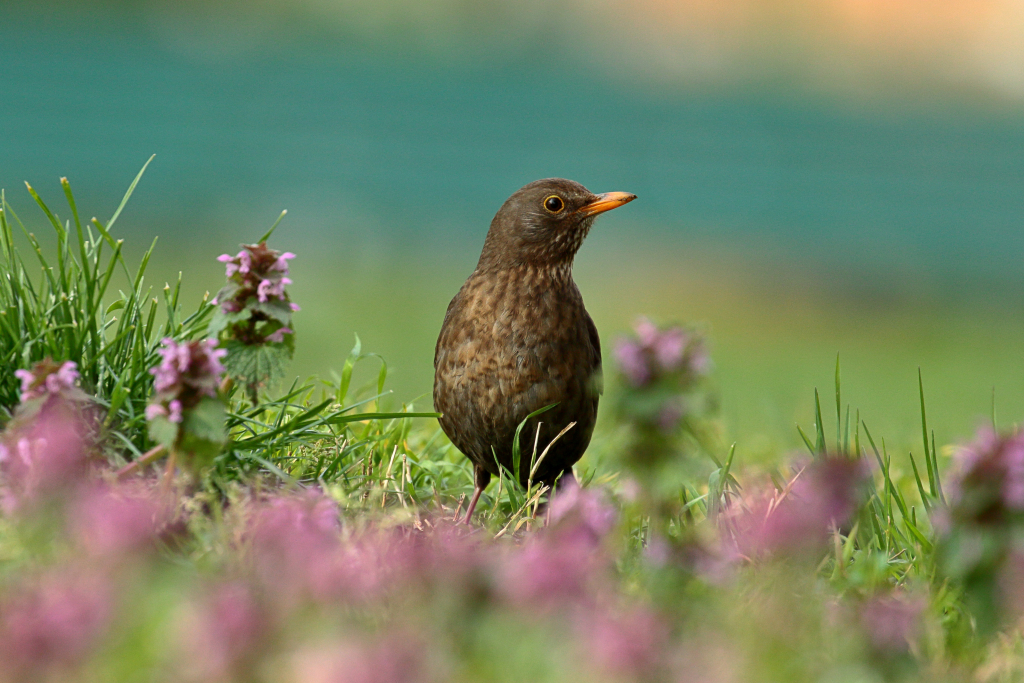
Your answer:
0;570;111;676
635;316;659;348
145;403;167;420
0;403;89;507
14;360;79;402
582;606;668;679
858;593;925;653
501;486;616;605
217;253;239;277
947;427;1024;518
652;327;687;371
548;483;617;544
72;481;165;558
726;457;869;558
247;491;350;601
290;302;301;311
614;340;650;387
178;582;267;682
168;399;184;424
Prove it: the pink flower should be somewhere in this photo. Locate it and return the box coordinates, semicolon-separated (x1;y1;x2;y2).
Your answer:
177;583;268;682
238;250;252;274
946;427;1024;520
290;302;301;311
72;482;165;558
285;635;427;683
582;607;668;678
0;570;111;676
614;340;650;387
272;252;296;272
0;404;89;506
145;403;167;420
725;457;869;558
264;327;292;344
859;594;925;653
652;327;687;371
13;360;79;402
168;399;183;424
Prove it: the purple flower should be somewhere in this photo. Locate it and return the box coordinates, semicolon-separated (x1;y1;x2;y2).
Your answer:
212;242;299;334
13;360;79;402
946;427;1024;522
147;338;226;430
858;593;925;653
652;327;687;371
501;487;616;605
614;340;650;387
177;583;268;681
273;252;296;272
582;607;667;678
149;339;225;400
265;327;292;344
0;404;89;507
285;635;428;683
72;482;165;558
0;570;111;676
145;403;167;420
548;483;617;544
726;457;869;558
217;253;239;277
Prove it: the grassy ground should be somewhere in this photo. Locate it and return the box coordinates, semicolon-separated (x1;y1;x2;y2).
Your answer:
4;175;1024;681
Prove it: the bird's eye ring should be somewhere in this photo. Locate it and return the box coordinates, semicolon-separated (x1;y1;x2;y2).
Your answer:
543;195;565;213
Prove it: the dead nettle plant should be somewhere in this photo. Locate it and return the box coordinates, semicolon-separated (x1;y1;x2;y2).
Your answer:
1;163;437;486
209;216;298;403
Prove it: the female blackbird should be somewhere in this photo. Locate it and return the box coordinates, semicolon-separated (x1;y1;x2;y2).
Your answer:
434;178;636;523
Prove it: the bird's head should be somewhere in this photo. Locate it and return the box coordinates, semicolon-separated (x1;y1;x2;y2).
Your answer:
478;178;636;270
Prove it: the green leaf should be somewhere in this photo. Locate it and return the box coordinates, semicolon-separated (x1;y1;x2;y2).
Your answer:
207;306;251;338
252;299;293;326
222;340;292;389
147;414;179;450
179;397;227;469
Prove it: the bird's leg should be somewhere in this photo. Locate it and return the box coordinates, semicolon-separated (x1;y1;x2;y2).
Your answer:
461;466;492;525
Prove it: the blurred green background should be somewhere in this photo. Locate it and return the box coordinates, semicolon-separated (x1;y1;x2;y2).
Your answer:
3;0;1023;458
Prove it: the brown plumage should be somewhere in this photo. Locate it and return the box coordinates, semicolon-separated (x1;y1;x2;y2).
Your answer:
433;178;636;523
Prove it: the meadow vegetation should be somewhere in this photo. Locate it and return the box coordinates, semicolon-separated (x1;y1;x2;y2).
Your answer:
2;170;1024;682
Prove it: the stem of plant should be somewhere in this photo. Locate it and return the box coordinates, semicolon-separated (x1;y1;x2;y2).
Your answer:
115;444;167;479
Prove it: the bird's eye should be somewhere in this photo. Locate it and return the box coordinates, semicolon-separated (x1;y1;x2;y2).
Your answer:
544;195;564;213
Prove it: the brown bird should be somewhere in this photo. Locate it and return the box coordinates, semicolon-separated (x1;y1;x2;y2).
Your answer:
434;178;636;523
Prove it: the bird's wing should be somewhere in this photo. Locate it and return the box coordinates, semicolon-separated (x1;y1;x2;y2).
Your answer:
585;311;603;395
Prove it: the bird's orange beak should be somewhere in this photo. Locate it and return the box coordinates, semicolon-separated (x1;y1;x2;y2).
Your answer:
578;191;637;218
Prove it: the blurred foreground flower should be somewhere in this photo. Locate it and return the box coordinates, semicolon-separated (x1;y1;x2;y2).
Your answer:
210;241;298;399
611;318;716;512
857;592;925;655
71;480;167;559
1;360;95;507
14;359;82;404
176;582;270;682
937;427;1024;632
724;456;870;560
146;338;228;470
501;485;617;606
0;570;111;681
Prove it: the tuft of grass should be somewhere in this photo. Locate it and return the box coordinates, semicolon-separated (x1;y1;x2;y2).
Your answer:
0;160;213;456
